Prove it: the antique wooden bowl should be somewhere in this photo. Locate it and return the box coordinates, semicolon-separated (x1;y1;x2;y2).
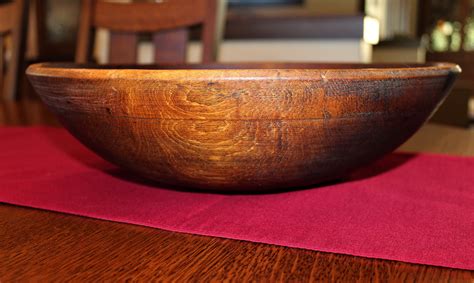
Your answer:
27;62;460;192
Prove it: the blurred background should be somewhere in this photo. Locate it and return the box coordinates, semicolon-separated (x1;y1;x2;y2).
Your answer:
0;0;473;128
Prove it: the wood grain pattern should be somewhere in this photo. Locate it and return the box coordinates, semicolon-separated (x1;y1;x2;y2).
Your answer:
1;123;474;282
2;202;469;282
27;62;460;192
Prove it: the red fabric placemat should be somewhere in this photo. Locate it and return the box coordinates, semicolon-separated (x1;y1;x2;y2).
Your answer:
0;127;473;270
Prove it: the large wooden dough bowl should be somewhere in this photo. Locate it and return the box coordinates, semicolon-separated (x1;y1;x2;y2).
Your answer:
27;62;460;192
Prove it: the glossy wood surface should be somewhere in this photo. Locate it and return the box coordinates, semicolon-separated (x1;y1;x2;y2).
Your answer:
27;63;460;192
1;123;473;281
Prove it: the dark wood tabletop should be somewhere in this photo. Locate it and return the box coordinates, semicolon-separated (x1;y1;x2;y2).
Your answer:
1;110;473;281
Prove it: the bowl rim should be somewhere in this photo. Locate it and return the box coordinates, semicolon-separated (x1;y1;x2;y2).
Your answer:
27;62;461;81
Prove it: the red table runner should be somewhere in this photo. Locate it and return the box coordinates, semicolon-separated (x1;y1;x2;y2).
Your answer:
0;127;473;270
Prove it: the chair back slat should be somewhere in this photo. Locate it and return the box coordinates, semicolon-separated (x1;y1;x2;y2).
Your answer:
76;0;94;63
109;32;138;64
0;3;15;33
153;28;188;64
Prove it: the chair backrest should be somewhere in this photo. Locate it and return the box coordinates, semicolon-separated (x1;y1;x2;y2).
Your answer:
75;0;218;64
0;0;27;100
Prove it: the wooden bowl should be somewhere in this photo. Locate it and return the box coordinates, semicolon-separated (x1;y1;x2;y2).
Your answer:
27;62;460;192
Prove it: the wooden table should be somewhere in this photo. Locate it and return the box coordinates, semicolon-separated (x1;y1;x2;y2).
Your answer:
1;123;473;281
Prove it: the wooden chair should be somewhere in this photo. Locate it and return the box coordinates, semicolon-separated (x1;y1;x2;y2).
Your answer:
0;0;28;100
75;0;218;64
0;0;29;125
